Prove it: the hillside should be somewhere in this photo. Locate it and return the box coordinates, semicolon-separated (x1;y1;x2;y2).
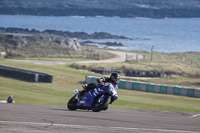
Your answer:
0;33;83;58
0;0;200;18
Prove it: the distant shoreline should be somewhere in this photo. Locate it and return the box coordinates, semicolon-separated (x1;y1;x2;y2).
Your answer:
0;27;130;40
0;27;131;50
1;0;200;18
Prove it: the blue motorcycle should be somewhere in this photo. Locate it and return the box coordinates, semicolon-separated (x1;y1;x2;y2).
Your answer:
67;83;118;112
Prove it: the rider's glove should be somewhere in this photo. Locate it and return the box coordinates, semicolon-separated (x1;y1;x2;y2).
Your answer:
97;77;105;83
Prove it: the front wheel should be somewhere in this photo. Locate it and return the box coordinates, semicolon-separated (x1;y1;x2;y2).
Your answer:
92;97;111;112
67;96;78;111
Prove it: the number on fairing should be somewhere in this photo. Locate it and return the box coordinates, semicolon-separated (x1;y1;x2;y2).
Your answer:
93;88;100;96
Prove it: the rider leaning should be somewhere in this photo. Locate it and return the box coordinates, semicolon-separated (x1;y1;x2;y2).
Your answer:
97;72;120;101
97;72;120;91
79;72;120;99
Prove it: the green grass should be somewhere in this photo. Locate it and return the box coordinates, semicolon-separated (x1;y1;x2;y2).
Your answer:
0;59;200;113
11;57;92;62
114;89;200;112
71;50;200;88
6;46;116;60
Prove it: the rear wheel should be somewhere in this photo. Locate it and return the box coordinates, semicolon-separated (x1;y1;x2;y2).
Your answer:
92;97;111;112
67;96;78;110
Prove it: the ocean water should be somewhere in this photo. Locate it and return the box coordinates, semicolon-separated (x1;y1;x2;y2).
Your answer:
0;15;200;53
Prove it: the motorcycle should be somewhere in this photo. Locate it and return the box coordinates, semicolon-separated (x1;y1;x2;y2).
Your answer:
67;83;118;112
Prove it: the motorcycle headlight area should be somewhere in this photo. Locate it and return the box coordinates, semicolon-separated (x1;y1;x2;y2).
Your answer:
108;84;117;96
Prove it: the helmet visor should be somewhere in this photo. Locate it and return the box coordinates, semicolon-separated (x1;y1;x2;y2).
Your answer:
113;77;120;84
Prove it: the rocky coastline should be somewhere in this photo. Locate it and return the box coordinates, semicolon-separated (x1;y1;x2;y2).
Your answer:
0;27;130;48
0;33;82;51
0;27;129;40
81;41;124;47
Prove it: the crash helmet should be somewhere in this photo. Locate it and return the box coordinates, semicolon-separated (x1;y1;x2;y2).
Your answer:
110;72;120;84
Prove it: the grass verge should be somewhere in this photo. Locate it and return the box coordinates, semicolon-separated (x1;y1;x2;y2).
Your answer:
0;59;200;113
71;50;200;88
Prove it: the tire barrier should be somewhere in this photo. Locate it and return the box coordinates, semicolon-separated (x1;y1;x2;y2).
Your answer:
90;69;177;78
125;70;177;77
0;65;53;83
91;69;121;75
85;76;200;98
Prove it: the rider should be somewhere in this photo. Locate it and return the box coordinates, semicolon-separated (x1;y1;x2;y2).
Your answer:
97;72;120;101
78;72;120;99
97;72;120;91
7;95;15;103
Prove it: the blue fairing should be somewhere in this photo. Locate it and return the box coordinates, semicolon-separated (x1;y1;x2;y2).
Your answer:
76;83;116;109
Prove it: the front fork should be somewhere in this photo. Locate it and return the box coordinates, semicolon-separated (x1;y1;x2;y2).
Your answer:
74;88;79;101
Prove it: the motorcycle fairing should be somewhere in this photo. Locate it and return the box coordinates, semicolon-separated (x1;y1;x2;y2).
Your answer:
76;84;114;108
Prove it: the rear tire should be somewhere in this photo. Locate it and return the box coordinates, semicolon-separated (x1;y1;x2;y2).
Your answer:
92;97;111;112
67;96;78;111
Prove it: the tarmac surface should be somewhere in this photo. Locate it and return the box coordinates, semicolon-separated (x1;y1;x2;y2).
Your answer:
0;103;199;133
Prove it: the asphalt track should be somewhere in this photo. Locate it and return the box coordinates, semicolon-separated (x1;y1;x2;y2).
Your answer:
0;103;199;133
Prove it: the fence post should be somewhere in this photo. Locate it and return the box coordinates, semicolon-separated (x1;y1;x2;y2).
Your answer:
99;51;101;60
136;54;138;61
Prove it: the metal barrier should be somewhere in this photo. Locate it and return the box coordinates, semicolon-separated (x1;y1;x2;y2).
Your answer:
0;65;53;83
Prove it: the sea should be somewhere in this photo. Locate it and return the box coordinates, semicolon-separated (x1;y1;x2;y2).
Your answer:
0;15;200;53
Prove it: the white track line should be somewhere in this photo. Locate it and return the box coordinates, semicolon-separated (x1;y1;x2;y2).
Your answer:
0;121;198;133
191;114;200;118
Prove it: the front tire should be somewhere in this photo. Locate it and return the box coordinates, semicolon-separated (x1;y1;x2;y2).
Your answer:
92;97;111;112
67;96;78;110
